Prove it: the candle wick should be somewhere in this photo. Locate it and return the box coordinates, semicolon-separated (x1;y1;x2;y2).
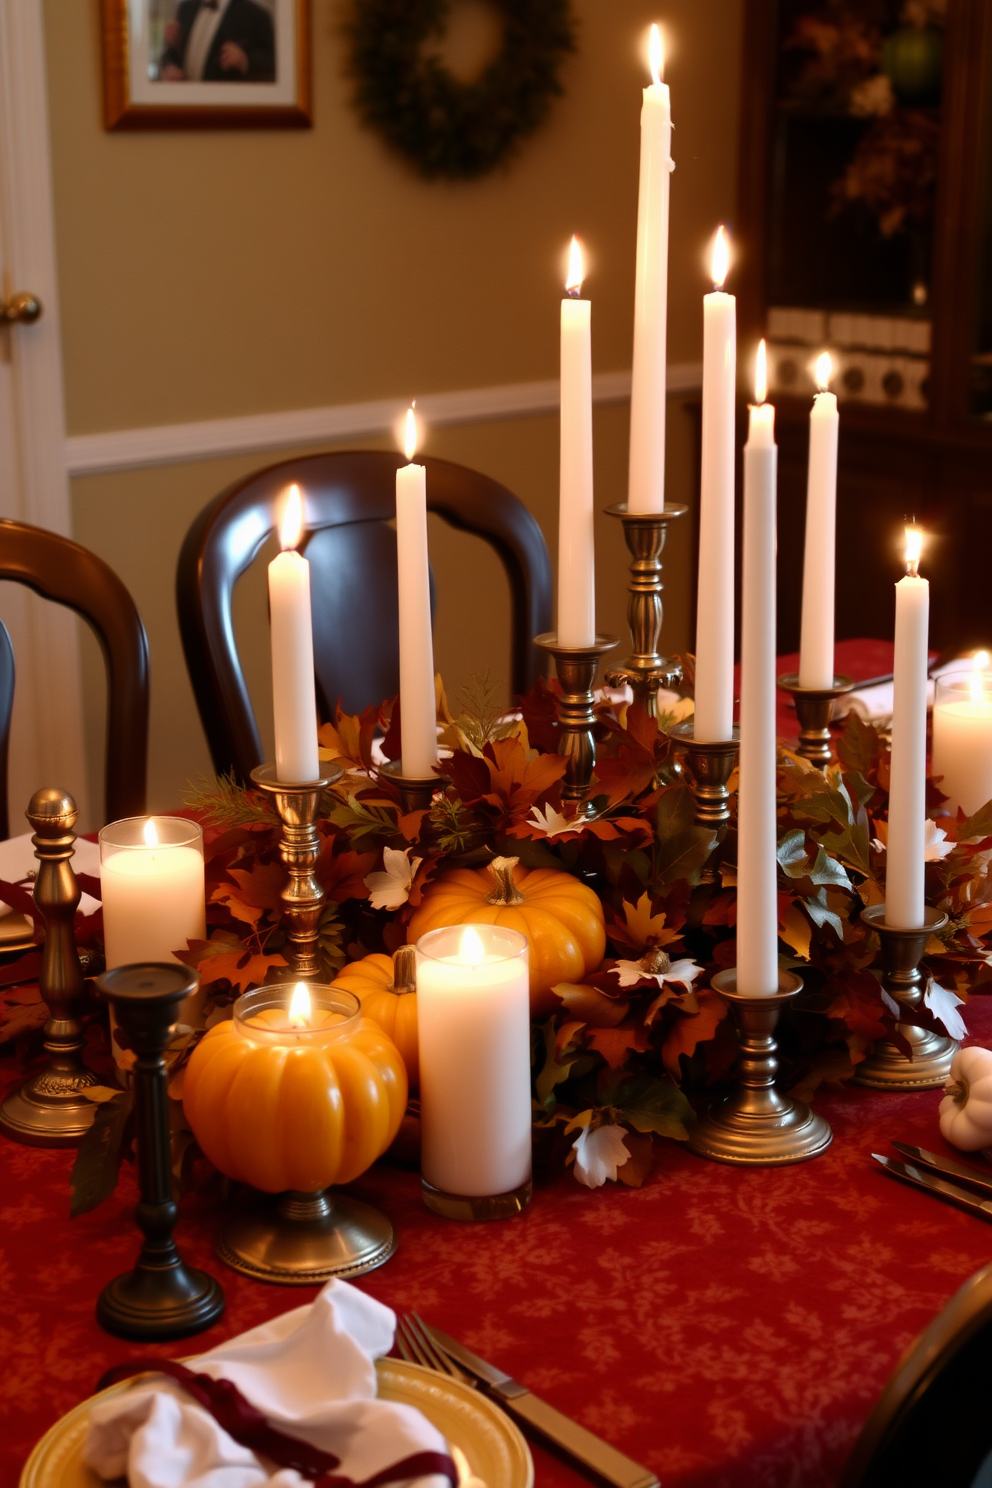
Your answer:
565;285;581;300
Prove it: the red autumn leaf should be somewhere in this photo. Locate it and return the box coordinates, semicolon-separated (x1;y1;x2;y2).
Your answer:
445;749;492;806
317;844;378;902
475;736;567;818
176;932;286;993
825;969;889;1042
585;1019;652;1069
517;676;560;755
660;989;729;1077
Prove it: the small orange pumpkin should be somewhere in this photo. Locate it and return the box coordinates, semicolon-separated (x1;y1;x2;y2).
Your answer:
332;946;419;1089
406;855;605;1019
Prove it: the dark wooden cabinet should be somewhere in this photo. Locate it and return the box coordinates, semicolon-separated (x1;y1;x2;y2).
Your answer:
735;0;992;656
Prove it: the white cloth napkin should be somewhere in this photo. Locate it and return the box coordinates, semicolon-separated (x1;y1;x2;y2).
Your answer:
832;657;973;726
0;831;100;917
83;1280;451;1488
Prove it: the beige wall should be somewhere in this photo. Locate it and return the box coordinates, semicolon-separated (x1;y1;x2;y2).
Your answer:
45;0;743;817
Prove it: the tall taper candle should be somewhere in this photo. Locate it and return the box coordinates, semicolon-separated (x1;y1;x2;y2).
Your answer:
269;484;319;783
396;406;439;779
694;226;736;741
558;236;595;648
737;342;779;996
798;353;840;689
628;23;673;515
885;527;929;928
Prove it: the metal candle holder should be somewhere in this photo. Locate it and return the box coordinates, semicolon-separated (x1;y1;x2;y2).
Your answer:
853;905;956;1090
251;763;343;979
216;1188;396;1286
603;504;687;716
0;788;100;1147
668;722;740;831
95;964;224;1340
535;633;618;808
688;970;833;1166
776;674;856;768
379;758;447;815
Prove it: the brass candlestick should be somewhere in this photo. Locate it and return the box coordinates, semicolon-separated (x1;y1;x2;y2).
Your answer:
534;633;618;808
853;905;956;1090
251;763;342;979
603;504;687;716
688;970;833;1166
0;788;100;1147
776;674;856;768
95;964;225;1340
668;722;739;830
379;758;448;815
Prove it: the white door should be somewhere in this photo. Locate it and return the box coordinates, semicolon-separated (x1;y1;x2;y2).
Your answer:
0;0;89;830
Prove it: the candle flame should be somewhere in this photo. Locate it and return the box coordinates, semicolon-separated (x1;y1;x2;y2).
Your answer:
403;403;419;462
710;226;729;291
289;981;311;1027
754;340;768;405
904;525;923;577
648;23;664;85
279;484;303;552
565;235;585;296
460;924;486;967
815;351;833;391
972;650;990;704
143;818;159;847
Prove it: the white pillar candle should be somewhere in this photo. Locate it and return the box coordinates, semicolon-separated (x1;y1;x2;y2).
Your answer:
885;527;929;929
558;236;595;648
269;484;319;783
100;817;206;968
737;342;780;997
694;226;736;742
932;655;992;818
396;406;438;779
627;23;673;515
798;354;840;690
417;924;531;1200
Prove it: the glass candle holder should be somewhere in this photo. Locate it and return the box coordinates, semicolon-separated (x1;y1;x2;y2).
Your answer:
183;982;407;1195
932;672;992;819
99;817;206;970
416;924;532;1221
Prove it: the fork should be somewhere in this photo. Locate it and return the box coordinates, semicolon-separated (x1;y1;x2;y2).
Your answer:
394;1312;474;1388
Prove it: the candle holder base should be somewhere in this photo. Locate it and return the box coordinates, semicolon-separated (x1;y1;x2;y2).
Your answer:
97;1259;225;1342
688;971;833;1166
421;1176;532;1223
379;759;448;815
776;674;856;768
251;764;343;979
535;633;618;809
853;906;956;1090
0;1077;99;1148
603;503;687;717
216;1188;396;1284
668;722;740;830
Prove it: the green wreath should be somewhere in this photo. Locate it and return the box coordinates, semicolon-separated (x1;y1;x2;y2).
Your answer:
348;0;577;181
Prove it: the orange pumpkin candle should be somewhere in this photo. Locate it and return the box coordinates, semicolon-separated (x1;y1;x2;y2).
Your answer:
183;982;407;1195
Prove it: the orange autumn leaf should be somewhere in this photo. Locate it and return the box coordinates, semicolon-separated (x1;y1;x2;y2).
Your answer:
609;893;681;954
585;1019;653;1069
661;989;729;1078
478;736;568;817
318;845;379;901
177;932;286;993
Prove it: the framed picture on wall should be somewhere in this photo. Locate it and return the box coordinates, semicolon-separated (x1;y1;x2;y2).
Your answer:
101;0;311;129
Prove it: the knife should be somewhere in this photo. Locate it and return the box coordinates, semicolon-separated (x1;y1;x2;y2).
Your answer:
891;1142;992;1197
872;1153;992;1222
425;1323;659;1488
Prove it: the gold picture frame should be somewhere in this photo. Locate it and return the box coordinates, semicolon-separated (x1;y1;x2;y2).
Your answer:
101;0;311;130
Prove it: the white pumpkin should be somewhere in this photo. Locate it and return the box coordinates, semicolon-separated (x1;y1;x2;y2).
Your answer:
938;1046;992;1152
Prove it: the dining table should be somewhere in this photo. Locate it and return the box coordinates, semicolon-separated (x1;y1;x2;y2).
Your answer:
3;635;987;1488
3;993;991;1488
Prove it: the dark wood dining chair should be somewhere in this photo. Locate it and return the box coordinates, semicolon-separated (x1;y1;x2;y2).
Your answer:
176;450;553;783
0;519;149;831
843;1260;992;1487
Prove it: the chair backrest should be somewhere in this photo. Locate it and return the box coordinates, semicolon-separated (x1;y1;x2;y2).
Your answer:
176;450;553;782
843;1261;992;1487
0;519;149;827
0;619;14;840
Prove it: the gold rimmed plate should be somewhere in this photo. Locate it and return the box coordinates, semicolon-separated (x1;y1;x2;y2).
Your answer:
20;1357;534;1488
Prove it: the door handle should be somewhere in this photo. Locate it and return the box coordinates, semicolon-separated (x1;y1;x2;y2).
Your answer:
0;292;42;326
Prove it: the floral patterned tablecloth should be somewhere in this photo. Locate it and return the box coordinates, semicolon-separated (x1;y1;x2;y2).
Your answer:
3;993;992;1488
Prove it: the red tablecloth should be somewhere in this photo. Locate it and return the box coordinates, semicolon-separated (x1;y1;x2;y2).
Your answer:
4;998;992;1488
